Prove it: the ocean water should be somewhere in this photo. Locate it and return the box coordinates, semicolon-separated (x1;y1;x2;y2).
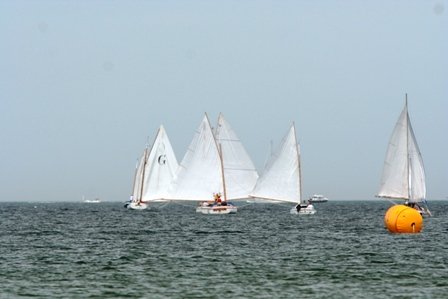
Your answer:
1;200;447;298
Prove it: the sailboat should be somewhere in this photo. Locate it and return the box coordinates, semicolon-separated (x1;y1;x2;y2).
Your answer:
249;123;316;215
376;95;431;216
168;113;258;214
126;125;179;210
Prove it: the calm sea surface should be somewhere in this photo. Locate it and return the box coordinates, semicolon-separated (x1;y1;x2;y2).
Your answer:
1;200;447;298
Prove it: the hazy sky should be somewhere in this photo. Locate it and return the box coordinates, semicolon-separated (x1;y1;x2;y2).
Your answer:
1;0;447;201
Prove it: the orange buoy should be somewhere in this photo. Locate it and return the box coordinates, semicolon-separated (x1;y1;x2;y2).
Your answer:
384;204;423;233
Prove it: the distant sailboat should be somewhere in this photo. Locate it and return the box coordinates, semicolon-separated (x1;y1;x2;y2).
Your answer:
376;95;431;216
169;113;258;214
83;196;101;203
126;125;179;210
126;147;150;210
250;123;316;214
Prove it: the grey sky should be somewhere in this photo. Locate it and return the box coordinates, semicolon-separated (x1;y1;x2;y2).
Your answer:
1;0;447;201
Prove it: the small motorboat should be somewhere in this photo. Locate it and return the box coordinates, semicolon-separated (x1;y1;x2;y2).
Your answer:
308;194;328;203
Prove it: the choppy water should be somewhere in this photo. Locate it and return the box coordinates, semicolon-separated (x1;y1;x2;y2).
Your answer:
1;201;447;298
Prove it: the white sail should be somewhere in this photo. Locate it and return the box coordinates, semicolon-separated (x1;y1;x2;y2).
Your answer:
250;124;302;204
131;126;179;202
131;148;147;202
408;125;426;201
142;125;179;201
215;113;259;200
169;114;223;201
377;100;426;202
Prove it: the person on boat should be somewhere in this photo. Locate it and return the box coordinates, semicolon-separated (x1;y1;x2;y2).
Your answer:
405;201;428;215
406;201;419;210
214;193;222;205
413;203;424;213
295;204;301;212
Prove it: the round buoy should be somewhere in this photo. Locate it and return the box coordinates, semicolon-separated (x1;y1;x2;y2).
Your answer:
384;204;423;233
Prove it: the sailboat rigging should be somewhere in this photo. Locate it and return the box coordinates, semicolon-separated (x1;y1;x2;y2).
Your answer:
376;94;431;216
126;125;179;210
168;113;258;214
249;123;316;214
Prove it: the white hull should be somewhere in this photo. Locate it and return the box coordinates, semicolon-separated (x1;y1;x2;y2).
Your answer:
126;202;148;210
84;200;101;203
308;195;328;203
290;205;316;215
196;203;237;214
308;198;328;203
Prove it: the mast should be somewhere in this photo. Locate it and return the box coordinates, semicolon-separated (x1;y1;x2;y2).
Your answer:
219;143;228;202
205;112;227;201
216;113;227;201
130;158;139;199
138;147;149;203
292;122;302;204
405;94;411;201
140;127;162;203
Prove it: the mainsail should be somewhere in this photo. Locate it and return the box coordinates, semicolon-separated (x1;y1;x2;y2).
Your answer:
250;123;302;204
215;113;259;200
168;114;223;201
169;113;258;201
131;125;179;202
131;148;147;202
377;99;426;203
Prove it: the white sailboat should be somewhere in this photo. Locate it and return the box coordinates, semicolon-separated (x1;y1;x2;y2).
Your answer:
376;95;431;216
250;123;316;215
126;125;179;210
126;147;150;210
169;113;258;214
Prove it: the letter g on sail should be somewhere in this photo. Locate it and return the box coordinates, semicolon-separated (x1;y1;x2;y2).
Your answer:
158;155;167;165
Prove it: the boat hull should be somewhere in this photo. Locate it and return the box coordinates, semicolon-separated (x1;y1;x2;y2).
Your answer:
290;205;316;215
308;199;328;203
196;203;237;214
126;202;148;210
